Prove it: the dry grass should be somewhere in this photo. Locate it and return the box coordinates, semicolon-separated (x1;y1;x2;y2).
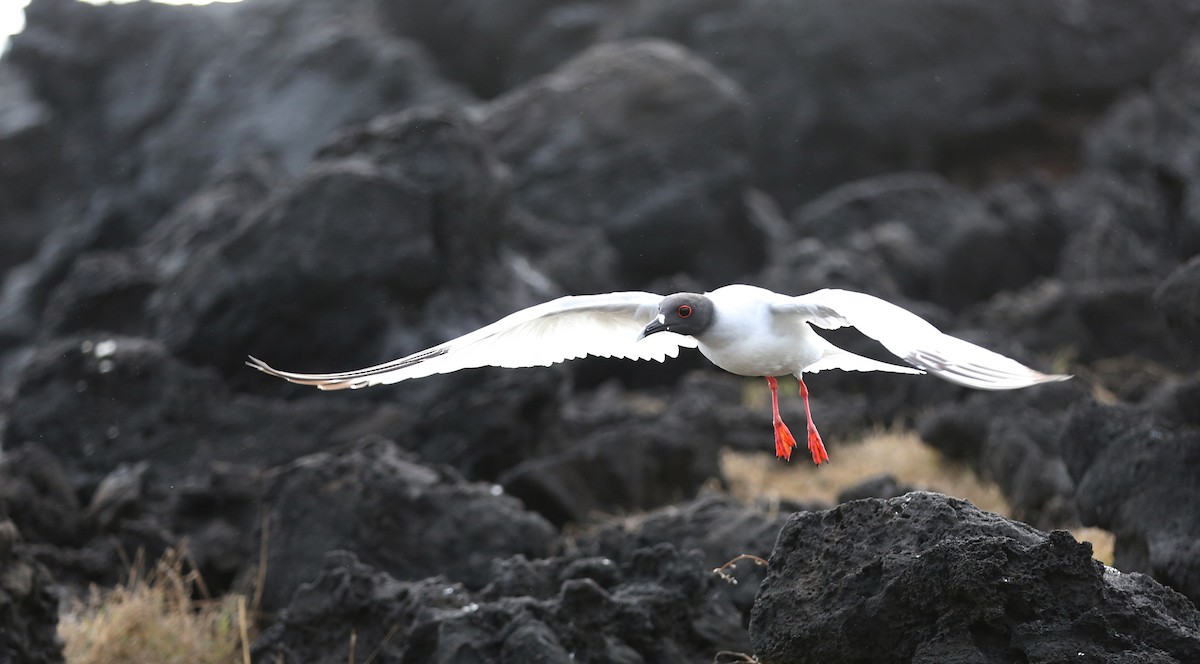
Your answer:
1072;526;1116;567
59;547;253;664
721;427;1116;565
55;435;1116;664
721;428;1011;514
727;379;1008;512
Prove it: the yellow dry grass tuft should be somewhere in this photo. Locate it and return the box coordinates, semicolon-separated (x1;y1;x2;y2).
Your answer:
59;547;252;664
721;427;1118;566
721;428;1011;514
1071;526;1116;567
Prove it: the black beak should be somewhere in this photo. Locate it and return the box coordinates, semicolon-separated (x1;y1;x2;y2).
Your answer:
638;318;669;340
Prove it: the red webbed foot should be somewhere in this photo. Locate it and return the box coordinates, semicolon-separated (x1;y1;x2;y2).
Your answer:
807;426;829;465
774;420;797;460
799;377;828;466
766;376;798;461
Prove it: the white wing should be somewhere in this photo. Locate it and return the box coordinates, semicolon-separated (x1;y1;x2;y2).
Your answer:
771;289;1071;390
802;345;925;375
247;292;697;390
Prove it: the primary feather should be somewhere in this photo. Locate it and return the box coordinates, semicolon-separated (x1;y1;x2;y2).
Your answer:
772;288;1071;390
246;292;697;390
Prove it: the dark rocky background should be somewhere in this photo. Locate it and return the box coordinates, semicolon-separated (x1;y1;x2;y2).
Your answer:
2;0;1200;662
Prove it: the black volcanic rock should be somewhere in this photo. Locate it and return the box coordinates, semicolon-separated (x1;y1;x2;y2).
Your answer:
1146;371;1200;430
40;251;158;338
378;366;572;483
751;492;1200;664
152;162;429;372
151;107;517;379
7;0;467;212
620;0;1200;206
1086;35;1200;258
3;0;1200;660
793;173;1065;310
577;493;791;618
498;381;724;526
2;335;377;485
13;154;282;350
759;237;905;303
1048;166;1182;289
0;0;469;360
918;379;1091;528
0;508;63;664
255;439;558;611
0;65;55;276
835;474;915;504
0;194;135;356
976;277;1175;365
1060;400;1200;609
382;0;628;97
139;154;283;281
253;541;749;663
480;39;764;289
1155;256;1200;362
0;444;85;548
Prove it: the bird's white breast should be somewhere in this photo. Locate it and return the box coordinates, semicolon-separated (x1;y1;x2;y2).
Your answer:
694;285;825;377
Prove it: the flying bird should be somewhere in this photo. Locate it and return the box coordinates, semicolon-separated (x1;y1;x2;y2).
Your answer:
247;285;1070;465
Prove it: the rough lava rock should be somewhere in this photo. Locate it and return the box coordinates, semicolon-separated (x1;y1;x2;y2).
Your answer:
3;0;1200;660
975;277;1176;365
7;0;467;213
918;378;1092;528
2;335;378;485
576;493;791;618
751;492;1200;663
151;106;520;380
620;0;1200;206
255;438;558;611
497;380;725;526
1155;255;1200;362
835;474;916;504
1052;172;1172;283
0;444;84;549
254;538;750;663
0;506;64;664
1085;35;1200;259
480;39;764;289
40;251;159;339
150;154;413;369
0;64;55;276
0;0;468;359
793;173;1064;310
1059;400;1200;609
382;0;625;96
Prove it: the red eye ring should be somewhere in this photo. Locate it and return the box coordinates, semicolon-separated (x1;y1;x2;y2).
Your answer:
677;305;693;319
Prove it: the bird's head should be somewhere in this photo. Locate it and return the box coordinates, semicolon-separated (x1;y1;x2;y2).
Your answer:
639;293;714;340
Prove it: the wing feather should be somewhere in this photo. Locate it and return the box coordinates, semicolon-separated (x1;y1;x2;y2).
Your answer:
772;289;1070;390
248;292;696;390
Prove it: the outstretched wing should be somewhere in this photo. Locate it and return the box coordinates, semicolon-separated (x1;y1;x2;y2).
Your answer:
247;292;697;390
771;289;1071;390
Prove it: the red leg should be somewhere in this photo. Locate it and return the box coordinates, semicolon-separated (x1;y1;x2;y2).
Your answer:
799;377;829;465
766;376;797;461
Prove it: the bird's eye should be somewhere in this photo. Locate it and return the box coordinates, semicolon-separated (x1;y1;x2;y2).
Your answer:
677;305;693;319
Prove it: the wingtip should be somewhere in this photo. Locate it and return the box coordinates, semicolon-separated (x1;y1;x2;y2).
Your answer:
1025;371;1072;387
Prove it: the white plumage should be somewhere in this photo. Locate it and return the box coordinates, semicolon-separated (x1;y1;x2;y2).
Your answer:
247;292;696;390
247;284;1068;391
248;284;1069;464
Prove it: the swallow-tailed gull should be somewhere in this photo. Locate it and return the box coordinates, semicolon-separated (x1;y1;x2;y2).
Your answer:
247;285;1070;465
